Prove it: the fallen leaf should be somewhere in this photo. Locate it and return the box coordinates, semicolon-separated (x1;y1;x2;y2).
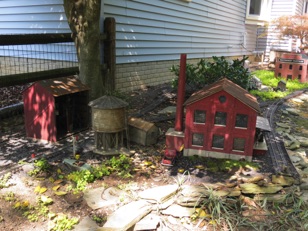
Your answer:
40;195;53;205
54;191;67;196
14;202;21;208
54;179;63;185
34;185;48;194
241;195;259;208
22;200;30;208
52;185;61;191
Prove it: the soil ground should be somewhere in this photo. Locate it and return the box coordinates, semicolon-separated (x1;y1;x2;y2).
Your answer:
0;67;291;231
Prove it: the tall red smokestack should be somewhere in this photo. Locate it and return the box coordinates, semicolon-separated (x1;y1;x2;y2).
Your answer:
174;54;186;132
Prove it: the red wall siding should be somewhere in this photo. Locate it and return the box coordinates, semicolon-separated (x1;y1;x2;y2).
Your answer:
184;90;257;157
23;83;57;142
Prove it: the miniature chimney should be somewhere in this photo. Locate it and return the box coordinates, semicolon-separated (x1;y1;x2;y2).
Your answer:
174;54;186;132
164;54;186;153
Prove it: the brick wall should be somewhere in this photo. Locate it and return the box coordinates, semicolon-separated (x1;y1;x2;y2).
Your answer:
115;56;249;92
115;60;179;92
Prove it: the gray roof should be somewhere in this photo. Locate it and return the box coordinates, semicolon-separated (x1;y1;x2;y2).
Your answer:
89;95;128;109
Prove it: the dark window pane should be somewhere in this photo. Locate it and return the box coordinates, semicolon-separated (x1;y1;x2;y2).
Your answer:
214;112;227;125
194;110;206;123
192;133;204;146
219;95;226;103
233;138;245;151
212;135;224;149
235;114;248;128
249;0;261;15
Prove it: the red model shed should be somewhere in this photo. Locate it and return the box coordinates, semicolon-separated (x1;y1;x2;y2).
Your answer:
183;78;260;161
23;76;90;142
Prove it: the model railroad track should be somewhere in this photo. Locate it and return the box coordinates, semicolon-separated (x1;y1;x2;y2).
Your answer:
0;144;71;176
264;99;300;179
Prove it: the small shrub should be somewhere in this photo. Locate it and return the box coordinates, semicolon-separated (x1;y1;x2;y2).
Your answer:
108;154;132;178
28;158;51;176
50;214;79;231
171;56;251;91
0;173;13;189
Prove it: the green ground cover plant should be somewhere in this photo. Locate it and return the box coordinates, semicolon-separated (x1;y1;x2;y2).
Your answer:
250;70;308;100
67;154;133;192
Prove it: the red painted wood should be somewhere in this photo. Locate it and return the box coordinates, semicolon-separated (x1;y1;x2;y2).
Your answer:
174;54;186;132
23;83;56;142
184;90;257;157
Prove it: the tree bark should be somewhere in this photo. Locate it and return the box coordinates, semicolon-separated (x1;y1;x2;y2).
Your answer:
63;0;103;100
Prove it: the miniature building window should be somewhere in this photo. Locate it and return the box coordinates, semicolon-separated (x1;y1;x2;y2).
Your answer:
279;64;282;68
289;64;293;70
219;95;226;103
214;112;227;126
287;75;292;80
192;133;204;146
212;135;224;149
278;73;281;77
299;66;303;71
235;114;248;128
298;75;301;80
194;110;206;124
233;138;245;151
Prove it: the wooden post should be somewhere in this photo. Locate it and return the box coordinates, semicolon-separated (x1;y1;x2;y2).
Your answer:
103;17;116;93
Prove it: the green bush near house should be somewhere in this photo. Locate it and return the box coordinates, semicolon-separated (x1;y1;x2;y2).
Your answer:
171;56;251;91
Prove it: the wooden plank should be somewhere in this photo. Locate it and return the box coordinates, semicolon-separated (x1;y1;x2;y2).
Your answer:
0;67;79;87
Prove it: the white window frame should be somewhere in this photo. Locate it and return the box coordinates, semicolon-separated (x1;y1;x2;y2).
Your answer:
245;0;272;25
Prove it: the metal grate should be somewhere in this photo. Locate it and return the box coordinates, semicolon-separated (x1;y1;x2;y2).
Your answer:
0;33;79;87
0;43;77;76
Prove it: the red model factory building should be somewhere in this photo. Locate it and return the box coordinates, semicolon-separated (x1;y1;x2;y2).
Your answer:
183;78;261;161
275;53;308;83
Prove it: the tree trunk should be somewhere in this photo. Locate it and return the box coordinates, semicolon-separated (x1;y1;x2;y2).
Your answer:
63;0;103;100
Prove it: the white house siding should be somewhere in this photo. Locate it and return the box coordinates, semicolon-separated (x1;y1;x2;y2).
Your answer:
104;0;249;64
103;0;252;91
0;0;252;92
257;0;306;61
295;0;305;15
0;0;76;66
0;0;69;34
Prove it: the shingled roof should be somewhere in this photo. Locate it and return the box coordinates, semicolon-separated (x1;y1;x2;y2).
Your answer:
184;78;260;113
36;76;89;97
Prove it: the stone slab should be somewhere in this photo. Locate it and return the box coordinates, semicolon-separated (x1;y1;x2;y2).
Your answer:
133;213;160;231
63;158;92;171
138;185;178;203
158;106;177;115
98;200;152;231
73;216;98;231
83;187;119;210
161;204;195;217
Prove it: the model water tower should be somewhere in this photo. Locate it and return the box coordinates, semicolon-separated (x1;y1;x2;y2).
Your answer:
88;95;129;155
